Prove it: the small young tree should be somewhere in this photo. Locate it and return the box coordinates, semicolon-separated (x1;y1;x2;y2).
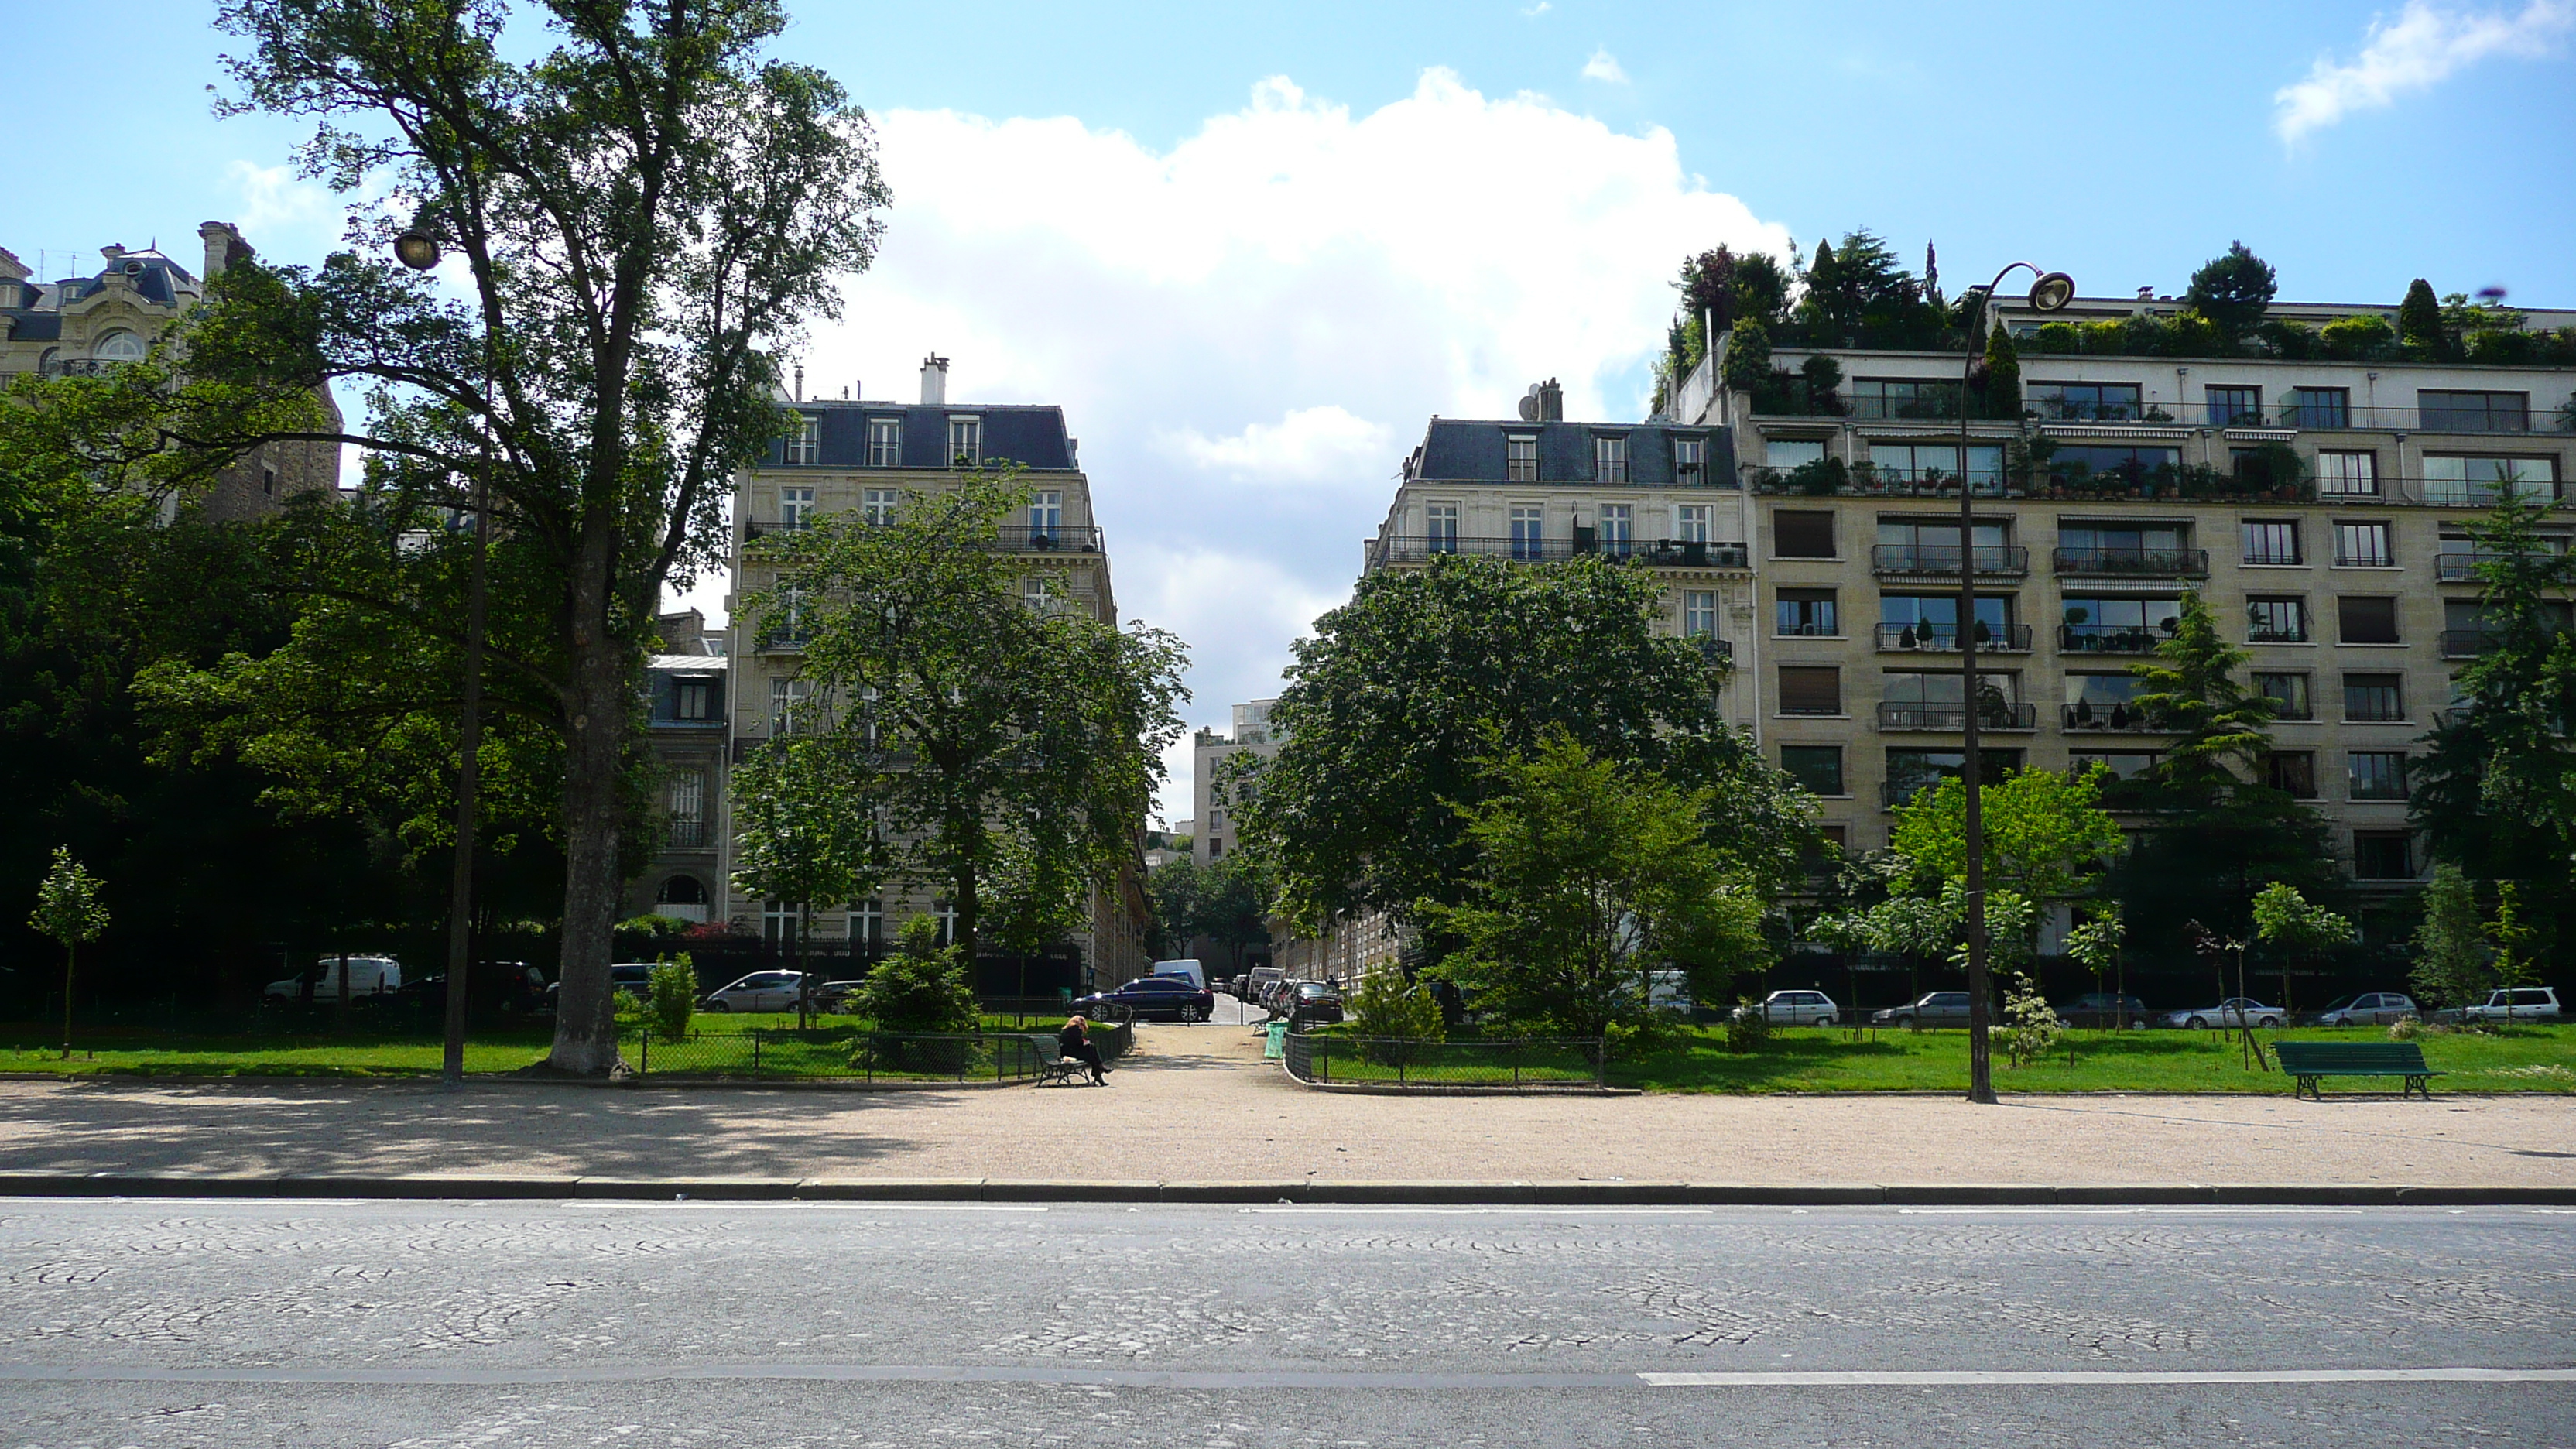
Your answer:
2488;882;2540;1028
1999;970;2062;1068
30;846;109;1059
1978;320;2023;418
2184;242;2277;343
2410;864;2491;1009
730;738;889;1027
646;957;697;1042
853;915;981;1034
2250;881;2352;1019
2065;907;2128;1028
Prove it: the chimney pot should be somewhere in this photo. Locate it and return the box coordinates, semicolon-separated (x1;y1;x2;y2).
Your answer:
920;354;949;406
793;364;804;402
2137;286;2153;300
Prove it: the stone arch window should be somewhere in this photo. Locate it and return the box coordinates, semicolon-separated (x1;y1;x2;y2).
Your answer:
93;330;146;363
654;875;710;922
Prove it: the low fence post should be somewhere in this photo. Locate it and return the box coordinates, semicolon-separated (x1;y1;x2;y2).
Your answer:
753;1029;762;1071
639;1032;649;1075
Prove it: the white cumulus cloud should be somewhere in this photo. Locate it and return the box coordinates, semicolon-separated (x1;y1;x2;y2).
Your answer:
680;69;1793;817
2274;0;2572;146
1582;46;1630;84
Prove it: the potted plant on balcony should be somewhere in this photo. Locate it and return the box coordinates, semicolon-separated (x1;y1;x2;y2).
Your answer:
2060;606;2089;651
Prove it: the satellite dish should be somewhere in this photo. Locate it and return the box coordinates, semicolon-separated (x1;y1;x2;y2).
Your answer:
1518;384;1542;422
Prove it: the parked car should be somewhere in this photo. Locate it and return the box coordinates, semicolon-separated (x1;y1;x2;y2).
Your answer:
264;954;402;1005
2309;992;2419;1027
543;962;663;1010
2166;997;2284;1030
2056;992;2150;1029
1873;991;1974;1027
701;970;809;1013
1073;975;1216;1023
1736;989;1839;1026
2464;986;2562;1024
1286;981;1345;1027
810;978;865;1013
1239;966;1284;1007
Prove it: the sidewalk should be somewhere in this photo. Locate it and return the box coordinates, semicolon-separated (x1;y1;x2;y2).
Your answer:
2;1023;2570;1191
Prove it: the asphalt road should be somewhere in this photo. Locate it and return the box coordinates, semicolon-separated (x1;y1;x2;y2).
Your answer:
3;1197;2571;1447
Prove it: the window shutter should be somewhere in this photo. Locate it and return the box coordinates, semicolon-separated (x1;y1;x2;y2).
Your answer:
1773;511;1835;558
1778;666;1841;715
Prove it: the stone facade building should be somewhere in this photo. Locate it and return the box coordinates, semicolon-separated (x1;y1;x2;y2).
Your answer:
1191;698;1280;866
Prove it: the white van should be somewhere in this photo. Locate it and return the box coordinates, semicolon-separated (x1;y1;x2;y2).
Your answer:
1149;958;1207;991
265;955;402;1004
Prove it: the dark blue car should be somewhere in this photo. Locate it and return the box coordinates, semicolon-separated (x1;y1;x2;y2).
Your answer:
1074;976;1215;1023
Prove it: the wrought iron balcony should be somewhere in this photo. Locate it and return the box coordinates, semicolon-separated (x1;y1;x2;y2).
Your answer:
1872;623;2033;653
1869;544;2029;577
1366;535;1749;571
2052;546;2209;578
741;519;1105;552
1875;701;2038;732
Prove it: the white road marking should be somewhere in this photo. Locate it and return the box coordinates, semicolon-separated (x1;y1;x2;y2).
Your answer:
1639;1367;2576;1387
1238;1207;1714;1216
1896;1207;2362;1216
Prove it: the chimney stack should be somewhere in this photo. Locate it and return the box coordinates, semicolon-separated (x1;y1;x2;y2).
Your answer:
2137;286;2153;300
198;221;251;280
1538;378;1563;421
920;353;949;406
793;364;804;402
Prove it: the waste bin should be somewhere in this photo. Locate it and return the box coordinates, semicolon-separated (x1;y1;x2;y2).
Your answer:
1264;1020;1288;1060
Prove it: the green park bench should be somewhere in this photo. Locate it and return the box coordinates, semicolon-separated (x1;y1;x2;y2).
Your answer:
2273;1041;2441;1101
1029;1034;1099;1088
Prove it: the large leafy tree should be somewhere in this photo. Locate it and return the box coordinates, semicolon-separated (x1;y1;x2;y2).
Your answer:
1890;766;2122;908
1422;732;1769;1043
755;473;1188;960
1244;555;1815;933
156;0;889;1072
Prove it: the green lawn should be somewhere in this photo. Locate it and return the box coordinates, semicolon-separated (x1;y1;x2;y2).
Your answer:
1603;1023;2576;1094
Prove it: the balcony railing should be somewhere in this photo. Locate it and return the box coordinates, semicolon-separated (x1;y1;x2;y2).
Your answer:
1872;623;2033;653
1367;535;1749;571
665;818;710;848
2060;702;2160;732
2028;400;2566;433
742;519;1105;552
2051;547;2209;578
2441;629;2503;658
2245;627;2311;645
1869;544;2029;577
1875;702;2039;732
2058;625;2171;654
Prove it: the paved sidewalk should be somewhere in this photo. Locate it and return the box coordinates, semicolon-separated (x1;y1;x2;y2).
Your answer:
2;1023;2570;1187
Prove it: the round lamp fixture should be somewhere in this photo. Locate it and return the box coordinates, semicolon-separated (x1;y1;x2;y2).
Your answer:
392;229;442;272
2028;271;2077;313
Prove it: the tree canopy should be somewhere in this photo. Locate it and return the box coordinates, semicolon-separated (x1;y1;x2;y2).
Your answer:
2184;242;2278;340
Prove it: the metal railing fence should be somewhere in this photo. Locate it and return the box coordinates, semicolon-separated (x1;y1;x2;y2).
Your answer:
1281;1034;1607;1089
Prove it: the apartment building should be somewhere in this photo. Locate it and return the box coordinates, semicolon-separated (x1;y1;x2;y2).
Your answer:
716;357;1151;985
1668;291;2576;888
1362;381;1756;723
628;609;730;923
1;224;340;519
1192;698;1281;866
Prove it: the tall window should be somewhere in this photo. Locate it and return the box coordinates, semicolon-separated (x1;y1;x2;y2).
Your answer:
1776;588;1838;636
848;898;885;947
2343;673;2405;722
779;486;815;531
2245;597;2307;642
2314;450;2378;497
786;413;820;465
2266;752;2318;798
2204;385;2262;426
2348;751;2409;800
1595;435;1630;484
947;416;980;467
1598;504;1632;557
866;416;903;467
2242;520;2300;565
2339;596;2401;644
2424;454;2558;507
1675;504;1711;544
666;771;705;848
769;676;813;735
772;583;811;645
2287;387;2348;430
673;677;714;721
2354;831;2414;879
862;487;899;527
1509;505;1544;560
2334;521;2393;566
2419;390;2529;433
1772;510;1835;559
1672;436;1707;479
1683;590;1719;639
763;899;801;950
1425;502;1460;553
1506;434;1539;482
1029;489;1064;543
1024;574;1060;613
2253;671;2312;720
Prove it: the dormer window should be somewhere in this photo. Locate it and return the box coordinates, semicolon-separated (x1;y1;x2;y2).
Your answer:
1595;434;1630;484
866;416;903;467
1506;434;1539;482
947;416;981;468
785;413;820;465
1673;436;1705;478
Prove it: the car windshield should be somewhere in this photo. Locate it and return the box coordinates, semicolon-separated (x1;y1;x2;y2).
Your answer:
2317;995;2358;1012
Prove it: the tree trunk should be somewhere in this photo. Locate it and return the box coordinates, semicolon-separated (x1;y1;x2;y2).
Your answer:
547;579;634;1074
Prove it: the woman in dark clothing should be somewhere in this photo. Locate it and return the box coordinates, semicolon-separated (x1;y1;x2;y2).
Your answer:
1059;1014;1109;1084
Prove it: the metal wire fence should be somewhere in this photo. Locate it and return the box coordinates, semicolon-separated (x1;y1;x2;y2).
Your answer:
625;1028;1052;1083
1282;1034;1607;1090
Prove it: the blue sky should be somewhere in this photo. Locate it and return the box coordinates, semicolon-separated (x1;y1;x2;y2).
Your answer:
6;1;2572;820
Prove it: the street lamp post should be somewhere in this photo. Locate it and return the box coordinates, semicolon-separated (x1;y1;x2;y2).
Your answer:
1955;262;2074;1106
396;225;490;1088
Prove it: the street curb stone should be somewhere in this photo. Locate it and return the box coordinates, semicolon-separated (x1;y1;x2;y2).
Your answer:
2;1175;2571;1205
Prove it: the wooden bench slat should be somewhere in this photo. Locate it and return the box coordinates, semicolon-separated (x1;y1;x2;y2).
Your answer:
2273;1041;2437;1100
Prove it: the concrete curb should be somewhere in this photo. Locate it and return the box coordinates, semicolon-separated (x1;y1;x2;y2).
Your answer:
2;1175;2570;1206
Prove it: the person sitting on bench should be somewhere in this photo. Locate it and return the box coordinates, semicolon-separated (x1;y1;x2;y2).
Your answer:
1059;1014;1109;1084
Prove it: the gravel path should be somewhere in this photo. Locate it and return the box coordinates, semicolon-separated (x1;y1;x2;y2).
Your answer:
1;1019;2569;1186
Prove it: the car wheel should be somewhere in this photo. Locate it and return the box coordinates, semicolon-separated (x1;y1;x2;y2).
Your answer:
2184;1016;2207;1030
1180;1005;1204;1023
2257;1016;2280;1029
1816;1013;1836;1028
707;1000;731;1012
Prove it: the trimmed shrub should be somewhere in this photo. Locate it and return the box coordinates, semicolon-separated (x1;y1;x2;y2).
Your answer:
646;957;697;1041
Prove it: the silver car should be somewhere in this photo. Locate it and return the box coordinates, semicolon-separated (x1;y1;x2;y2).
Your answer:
1739;989;1841;1026
2310;992;2417;1027
2166;997;2283;1030
701;970;808;1013
2464;987;2561;1024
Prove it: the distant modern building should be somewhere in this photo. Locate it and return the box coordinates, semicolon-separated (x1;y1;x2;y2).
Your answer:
715;357;1150;985
0;224;341;519
1192;698;1281;866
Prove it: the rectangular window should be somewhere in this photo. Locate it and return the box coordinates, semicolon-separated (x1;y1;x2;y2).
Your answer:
2419;389;2529;433
2339;596;2401;645
2424;454;2560;508
2242;519;2301;565
862;487;899;527
2266;751;2318;798
1773;510;1836;559
1879;594;2009;649
666;771;704;826
2047;445;2183;487
1852;378;1961;420
1598;503;1632;557
2334;520;2393;567
1675;504;1711;544
947;416;981;467
2071;751;2158;779
2343;673;2405;721
2245;597;2308;643
1885;748;2023;805
2060;595;2181;651
866;416;903;467
1777;666;1841;715
1867;442;2004;489
1506;434;1539;482
2349;751;2410;800
1673;436;1707;479
1423;502;1460;553
2253;671;2312;720
848;898;885;946
1509;505;1545;560
1776;588;1838;636
2314;450;2379;498
2354;831;2414;879
2287;387;2349;430
2030;381;2143;422
1028;489;1064;543
1766;437;1826;469
1595;435;1631;484
1780;745;1845;796
769;676;812;736
1683;590;1719;639
786;413;820;465
2057;521;2194;571
1878;518;2012;574
673;677;714;721
2205;385;2262;426
778;486;815;531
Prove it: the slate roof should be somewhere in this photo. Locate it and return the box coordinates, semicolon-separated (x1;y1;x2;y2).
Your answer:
60;248;195;309
1406;417;1738;488
762;400;1077;471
